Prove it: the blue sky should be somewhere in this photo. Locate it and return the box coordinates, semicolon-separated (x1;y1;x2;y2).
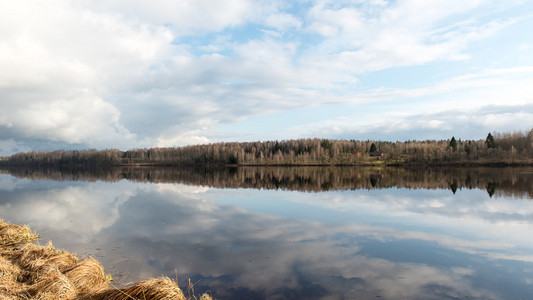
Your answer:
1;0;532;155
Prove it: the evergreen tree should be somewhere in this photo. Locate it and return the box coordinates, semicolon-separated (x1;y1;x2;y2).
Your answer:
449;136;457;151
370;143;377;152
485;133;496;149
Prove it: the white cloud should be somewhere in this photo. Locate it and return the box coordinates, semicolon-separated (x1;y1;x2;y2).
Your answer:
303;0;516;73
0;174;28;192
156;132;210;148
0;0;531;153
290;104;533;141
0;1;173;150
80;0;260;33
250;63;532;142
265;13;302;31
0;180;140;240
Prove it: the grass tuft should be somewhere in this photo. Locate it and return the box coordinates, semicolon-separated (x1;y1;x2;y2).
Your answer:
79;276;186;300
0;219;38;250
62;257;110;295
0;219;213;300
23;267;77;299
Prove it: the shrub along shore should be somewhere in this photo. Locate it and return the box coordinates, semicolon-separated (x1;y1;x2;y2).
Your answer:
0;219;212;300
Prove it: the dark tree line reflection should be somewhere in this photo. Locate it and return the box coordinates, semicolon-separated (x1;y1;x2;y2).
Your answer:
2;165;532;198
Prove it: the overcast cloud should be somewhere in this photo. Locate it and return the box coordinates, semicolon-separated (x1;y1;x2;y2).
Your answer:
1;0;532;155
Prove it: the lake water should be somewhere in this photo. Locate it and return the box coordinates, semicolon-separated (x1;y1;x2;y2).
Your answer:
1;166;533;299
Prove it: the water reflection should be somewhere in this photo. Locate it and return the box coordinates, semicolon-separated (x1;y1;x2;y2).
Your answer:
1;167;533;299
2;165;533;197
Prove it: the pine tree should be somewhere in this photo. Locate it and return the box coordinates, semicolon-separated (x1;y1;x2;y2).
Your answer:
485;133;496;149
450;136;457;151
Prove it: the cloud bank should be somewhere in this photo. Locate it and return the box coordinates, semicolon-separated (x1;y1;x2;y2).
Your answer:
1;0;532;154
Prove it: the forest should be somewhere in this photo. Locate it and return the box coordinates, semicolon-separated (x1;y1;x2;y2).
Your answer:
2;129;533;167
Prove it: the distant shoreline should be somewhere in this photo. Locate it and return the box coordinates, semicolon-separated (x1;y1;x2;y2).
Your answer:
2;131;532;168
2;160;533;168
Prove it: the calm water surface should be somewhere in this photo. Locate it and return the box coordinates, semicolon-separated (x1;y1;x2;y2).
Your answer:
1;166;533;299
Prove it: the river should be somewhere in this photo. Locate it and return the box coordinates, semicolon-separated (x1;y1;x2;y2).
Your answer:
1;166;532;299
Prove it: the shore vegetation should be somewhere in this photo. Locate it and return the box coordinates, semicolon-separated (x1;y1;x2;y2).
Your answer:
0;219;212;300
2;129;532;167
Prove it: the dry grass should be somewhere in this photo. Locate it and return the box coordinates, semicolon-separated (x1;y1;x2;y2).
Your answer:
8;242;80;285
23;267;77;299
0;219;214;300
77;277;215;300
62;258;110;295
79;277;186;300
0;220;38;250
0;256;21;294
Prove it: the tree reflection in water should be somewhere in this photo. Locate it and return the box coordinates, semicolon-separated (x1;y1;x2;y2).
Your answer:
2;165;532;198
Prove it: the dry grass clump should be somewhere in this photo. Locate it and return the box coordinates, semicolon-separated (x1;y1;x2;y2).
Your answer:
0;256;21;294
0;220;38;250
62;258;111;295
23;267;76;299
0;292;16;300
80;277;186;300
0;219;214;300
7;242;80;285
78;277;214;300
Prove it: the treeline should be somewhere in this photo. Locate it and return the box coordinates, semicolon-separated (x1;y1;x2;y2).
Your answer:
3;129;533;167
2;165;533;198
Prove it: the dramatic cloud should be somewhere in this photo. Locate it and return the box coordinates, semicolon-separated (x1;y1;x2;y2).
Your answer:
0;0;532;154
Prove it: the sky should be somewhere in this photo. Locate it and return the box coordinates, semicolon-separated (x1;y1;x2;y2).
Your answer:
1;0;533;155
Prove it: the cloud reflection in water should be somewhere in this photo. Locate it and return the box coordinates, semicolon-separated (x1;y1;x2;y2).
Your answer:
1;174;532;299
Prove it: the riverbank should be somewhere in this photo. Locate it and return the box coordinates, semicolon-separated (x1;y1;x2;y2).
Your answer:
0;219;212;300
4;131;533;168
3;157;533;169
